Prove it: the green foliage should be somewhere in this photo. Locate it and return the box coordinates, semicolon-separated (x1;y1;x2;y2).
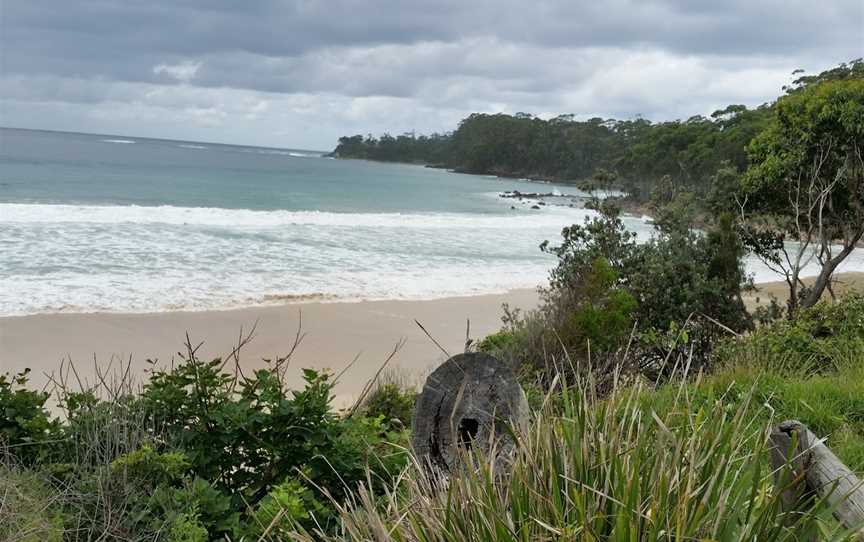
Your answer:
639;361;864;473
0;465;66;542
301;374;856;541
555;257;637;356
514;201;752;380
0;369;60;463
717;292;864;375
334;92;772;202
0;348;409;539
744;77;864;217
247;477;330;538
477;328;519;354
167;513;208;542
361;382;416;429
141;360;344;503
110;443;190;485
334;132;451;163
741;67;864;310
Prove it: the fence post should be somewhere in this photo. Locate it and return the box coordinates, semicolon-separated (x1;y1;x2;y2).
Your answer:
770;419;864;539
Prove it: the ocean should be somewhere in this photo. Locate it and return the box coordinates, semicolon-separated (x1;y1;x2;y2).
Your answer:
2;127;861;316
0;128;623;315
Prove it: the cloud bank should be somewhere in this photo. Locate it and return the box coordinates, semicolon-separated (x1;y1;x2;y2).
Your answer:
2;1;861;149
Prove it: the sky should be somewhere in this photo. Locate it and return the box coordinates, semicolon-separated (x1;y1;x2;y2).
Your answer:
1;1;862;150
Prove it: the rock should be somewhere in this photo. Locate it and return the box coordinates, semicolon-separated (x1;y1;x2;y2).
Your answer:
411;352;529;474
530;205;541;209
510;205;516;210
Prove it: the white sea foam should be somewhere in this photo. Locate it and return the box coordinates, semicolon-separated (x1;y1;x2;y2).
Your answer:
2;202;861;316
0;202;597;229
101;139;135;144
178;144;207;150
0;202;590;315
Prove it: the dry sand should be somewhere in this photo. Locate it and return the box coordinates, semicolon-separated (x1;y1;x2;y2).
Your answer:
0;290;539;405
2;272;861;406
743;272;864;310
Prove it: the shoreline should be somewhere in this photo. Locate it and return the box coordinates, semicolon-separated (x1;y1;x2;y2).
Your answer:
0;289;540;406
2;272;861;407
0;288;542;319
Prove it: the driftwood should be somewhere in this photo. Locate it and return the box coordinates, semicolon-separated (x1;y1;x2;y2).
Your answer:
770;420;864;538
411;352;528;473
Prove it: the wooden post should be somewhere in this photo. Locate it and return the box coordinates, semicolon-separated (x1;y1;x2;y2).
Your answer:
411;352;528;474
770;420;864;539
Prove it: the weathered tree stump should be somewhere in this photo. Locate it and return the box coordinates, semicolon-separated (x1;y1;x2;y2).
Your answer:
770;420;864;539
411;352;528;473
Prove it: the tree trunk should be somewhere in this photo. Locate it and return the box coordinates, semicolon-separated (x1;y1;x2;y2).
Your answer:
801;238;860;309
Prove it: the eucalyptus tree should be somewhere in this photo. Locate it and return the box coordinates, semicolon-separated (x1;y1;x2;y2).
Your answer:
741;67;864;311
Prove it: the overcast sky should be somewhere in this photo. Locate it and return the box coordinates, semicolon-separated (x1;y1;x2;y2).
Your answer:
1;1;862;150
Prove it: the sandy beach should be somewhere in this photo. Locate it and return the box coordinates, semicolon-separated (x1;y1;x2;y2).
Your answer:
0;290;539;405
2;272;861;406
743;271;864;310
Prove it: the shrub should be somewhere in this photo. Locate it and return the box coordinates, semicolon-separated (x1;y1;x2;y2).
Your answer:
495;201;753;388
716;292;864;374
0;369;60;464
360;370;417;429
0;463;66;542
0;338;410;539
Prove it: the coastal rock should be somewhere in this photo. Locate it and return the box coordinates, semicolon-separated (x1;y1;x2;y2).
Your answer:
531;205;541;209
411;352;528;474
499;190;565;199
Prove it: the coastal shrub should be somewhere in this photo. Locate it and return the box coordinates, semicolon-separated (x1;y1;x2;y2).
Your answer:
492;201;753;388
716;292;864;374
0;463;67;542
295;374;855;541
361;382;416;429
0;369;60;464
483;253;637;392
0;342;410;539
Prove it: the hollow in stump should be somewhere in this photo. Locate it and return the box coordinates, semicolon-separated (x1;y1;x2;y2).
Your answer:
411;352;528;473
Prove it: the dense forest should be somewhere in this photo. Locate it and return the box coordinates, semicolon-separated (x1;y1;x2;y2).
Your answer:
333;60;863;201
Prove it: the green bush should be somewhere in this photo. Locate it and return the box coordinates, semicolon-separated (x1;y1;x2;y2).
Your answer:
716;292;864;374
0;345;409;539
490;201;752;387
0;369;60;464
361;377;416;429
0;464;66;542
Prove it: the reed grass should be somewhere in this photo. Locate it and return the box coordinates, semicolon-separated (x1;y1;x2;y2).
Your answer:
295;370;860;541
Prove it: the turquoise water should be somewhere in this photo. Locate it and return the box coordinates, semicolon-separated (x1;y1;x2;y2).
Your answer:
4;128;861;316
0;128;613;315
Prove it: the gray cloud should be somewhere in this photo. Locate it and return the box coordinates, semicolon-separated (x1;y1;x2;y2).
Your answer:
1;0;861;148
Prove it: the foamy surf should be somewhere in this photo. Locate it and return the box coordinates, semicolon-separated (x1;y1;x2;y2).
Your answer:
0;202;597;229
2;201;862;316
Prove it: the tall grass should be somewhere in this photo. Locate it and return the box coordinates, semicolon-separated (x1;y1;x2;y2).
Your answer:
295;371;859;541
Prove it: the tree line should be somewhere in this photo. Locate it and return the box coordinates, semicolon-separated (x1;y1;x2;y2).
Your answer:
333;103;772;201
335;60;864;314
